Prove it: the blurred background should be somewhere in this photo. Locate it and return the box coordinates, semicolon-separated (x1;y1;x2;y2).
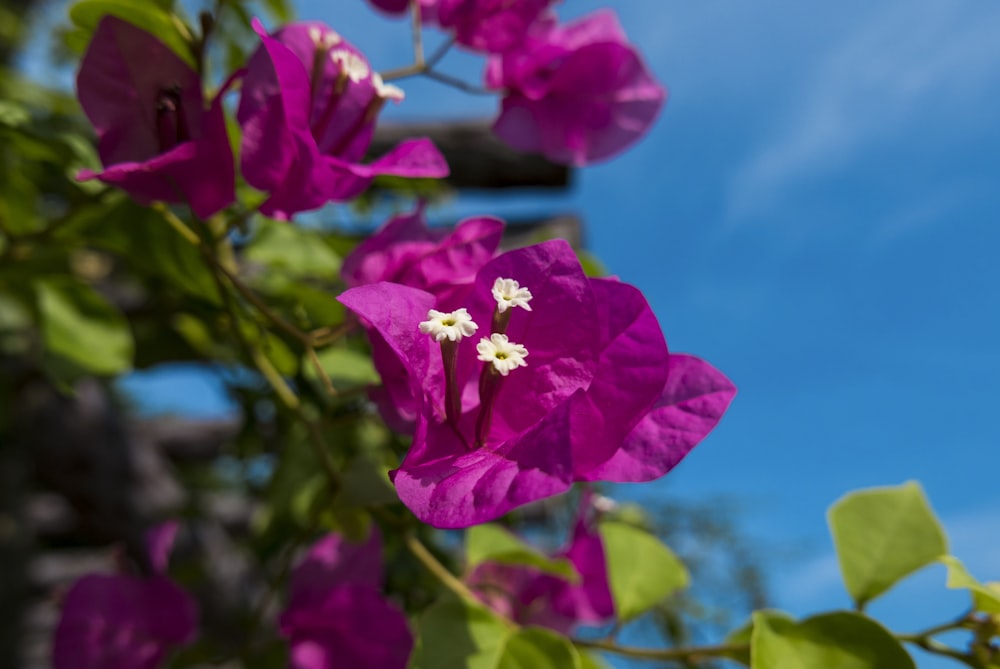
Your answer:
5;0;1000;667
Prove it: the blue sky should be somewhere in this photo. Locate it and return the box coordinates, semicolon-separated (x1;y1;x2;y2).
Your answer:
102;0;1000;664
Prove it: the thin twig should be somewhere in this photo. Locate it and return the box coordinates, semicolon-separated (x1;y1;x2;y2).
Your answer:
403;532;479;604
423;69;497;95
572;638;747;663
425;35;454;69
410;0;425;68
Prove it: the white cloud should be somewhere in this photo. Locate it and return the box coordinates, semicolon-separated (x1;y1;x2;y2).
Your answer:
726;1;1000;224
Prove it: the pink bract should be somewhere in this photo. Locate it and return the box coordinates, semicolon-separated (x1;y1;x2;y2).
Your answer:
238;20;448;219
365;0;439;23
339;239;735;527
76;16;235;218
468;507;614;633
52;522;198;669
485;9;666;165
342;207;503;431
279;530;412;669
436;0;556;53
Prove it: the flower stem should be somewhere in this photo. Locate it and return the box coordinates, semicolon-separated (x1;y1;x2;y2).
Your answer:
403;532;479;603
441;339;461;427
473;365;505;448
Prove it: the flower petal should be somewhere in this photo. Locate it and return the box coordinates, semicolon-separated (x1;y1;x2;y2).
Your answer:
580;353;736;482
393;395;578;528
570;278;669;474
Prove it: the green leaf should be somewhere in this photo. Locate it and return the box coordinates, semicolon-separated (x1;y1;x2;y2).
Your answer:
940;555;1000;614
67;0;195;67
751;611;915;669
337;455;399;508
828;481;948;607
465;524;579;581
56;198;220;304
260;0;294;21
245;218;342;278
598;521;689;622
409;598;510;669
36;277;134;378
409;598;581;669
498;627;581;669
306;347;379;389
722;616;768;667
577;651;610;669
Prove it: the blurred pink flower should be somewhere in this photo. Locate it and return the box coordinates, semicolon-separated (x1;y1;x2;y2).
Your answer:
279;530;412;669
436;0;556;53
76;16;235;218
52;522;198;669
485;9;666;165
468;504;614;633
238;20;448;219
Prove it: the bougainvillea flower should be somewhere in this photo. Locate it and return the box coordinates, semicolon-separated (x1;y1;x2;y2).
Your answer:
339;239;735;527
365;0;439;23
484;9;666;165
76;16;235;218
435;0;556;53
52;522;198;669
468;505;613;632
342;207;503;431
279;529;412;669
238;20;448;219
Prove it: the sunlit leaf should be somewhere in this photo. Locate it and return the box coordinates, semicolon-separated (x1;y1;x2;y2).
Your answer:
36;277;133;378
409;598;580;669
940;555;1000;614
751;611;915;669
828;481;948;607
465;524;578;581
245;218;342;278
67;0;195;66
599;521;688;622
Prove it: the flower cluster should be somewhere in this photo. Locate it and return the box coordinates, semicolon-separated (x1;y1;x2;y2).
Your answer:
363;0;665;164
340;231;735;528
76;3;664;216
76;16;446;219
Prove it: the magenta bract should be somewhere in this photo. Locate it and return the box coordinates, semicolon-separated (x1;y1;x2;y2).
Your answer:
365;0;439;22
468;510;613;633
52;522;198;669
485;9;666;165
342;207;503;431
339;239;735;528
238;20;448;219
279;530;412;669
76;16;235;218
436;0;556;53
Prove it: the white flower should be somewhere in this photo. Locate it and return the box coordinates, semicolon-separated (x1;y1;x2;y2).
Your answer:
330;49;370;83
491;277;533;314
309;26;342;49
372;73;405;102
419;308;479;342
476;333;529;376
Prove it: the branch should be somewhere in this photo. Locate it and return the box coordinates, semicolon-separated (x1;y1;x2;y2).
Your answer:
572;638;748;663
